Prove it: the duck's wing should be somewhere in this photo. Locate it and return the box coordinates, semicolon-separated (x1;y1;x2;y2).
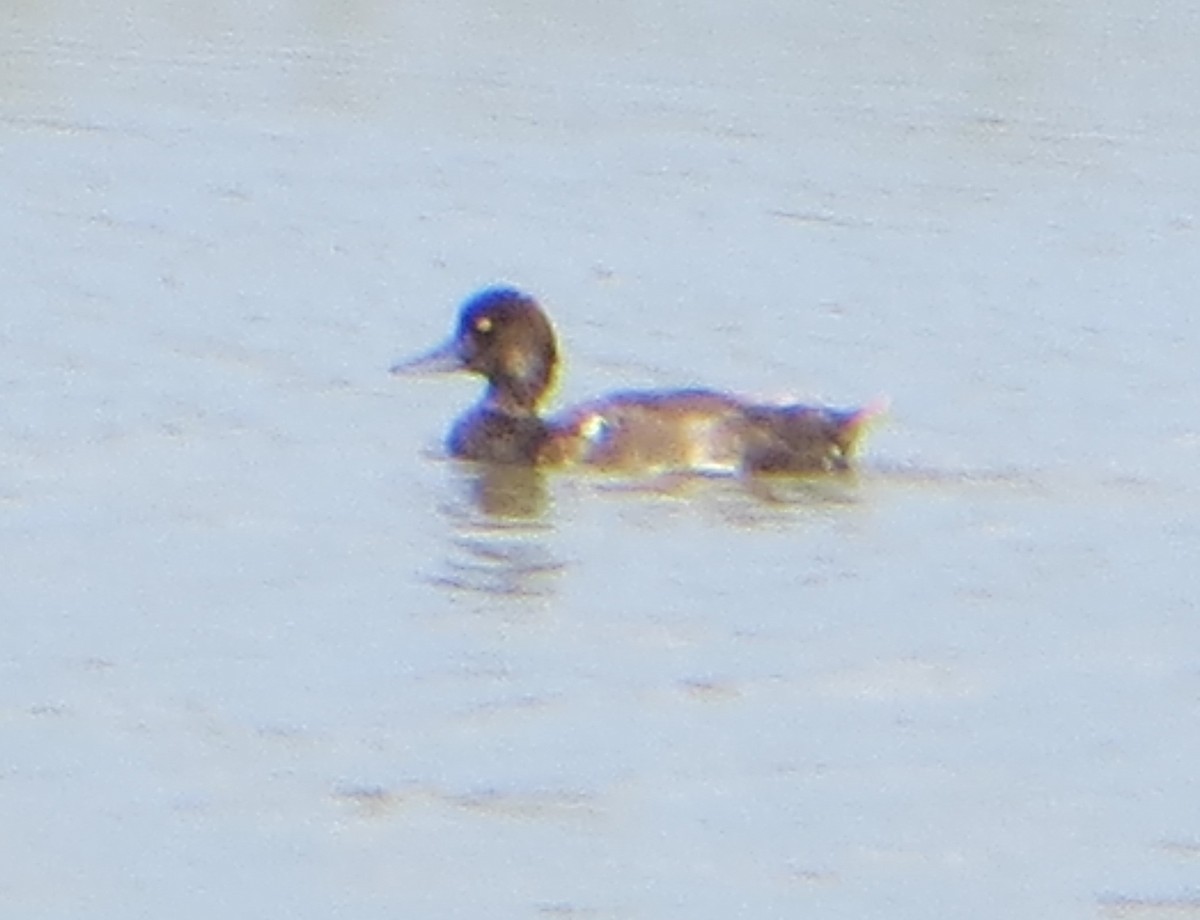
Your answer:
542;389;745;472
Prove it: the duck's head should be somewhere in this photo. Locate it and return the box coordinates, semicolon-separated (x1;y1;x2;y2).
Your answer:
391;286;559;414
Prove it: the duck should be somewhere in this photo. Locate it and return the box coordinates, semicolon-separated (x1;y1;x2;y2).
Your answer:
391;286;881;474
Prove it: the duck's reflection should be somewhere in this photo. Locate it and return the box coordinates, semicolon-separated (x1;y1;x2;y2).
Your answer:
425;463;875;598
429;464;564;599
466;464;550;519
741;468;863;506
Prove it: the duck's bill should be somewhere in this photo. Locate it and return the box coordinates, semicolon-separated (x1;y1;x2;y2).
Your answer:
389;338;463;376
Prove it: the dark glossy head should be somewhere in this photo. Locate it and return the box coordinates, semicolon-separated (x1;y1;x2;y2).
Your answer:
392;286;559;414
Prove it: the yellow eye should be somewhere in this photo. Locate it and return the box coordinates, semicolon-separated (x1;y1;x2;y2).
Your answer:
474;316;493;334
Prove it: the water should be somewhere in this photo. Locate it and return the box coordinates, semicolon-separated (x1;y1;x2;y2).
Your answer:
2;1;1199;917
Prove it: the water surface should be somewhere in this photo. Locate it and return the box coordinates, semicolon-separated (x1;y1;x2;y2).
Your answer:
2;1;1199;918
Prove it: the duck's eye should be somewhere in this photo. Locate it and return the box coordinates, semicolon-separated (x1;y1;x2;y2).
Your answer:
474;315;494;335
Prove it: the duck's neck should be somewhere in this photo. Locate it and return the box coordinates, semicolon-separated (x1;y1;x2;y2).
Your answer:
482;379;544;417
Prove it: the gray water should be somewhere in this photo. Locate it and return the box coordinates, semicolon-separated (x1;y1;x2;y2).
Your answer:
3;1;1199;917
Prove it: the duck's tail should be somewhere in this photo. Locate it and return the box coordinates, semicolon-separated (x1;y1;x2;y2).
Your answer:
831;395;890;457
741;396;889;474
